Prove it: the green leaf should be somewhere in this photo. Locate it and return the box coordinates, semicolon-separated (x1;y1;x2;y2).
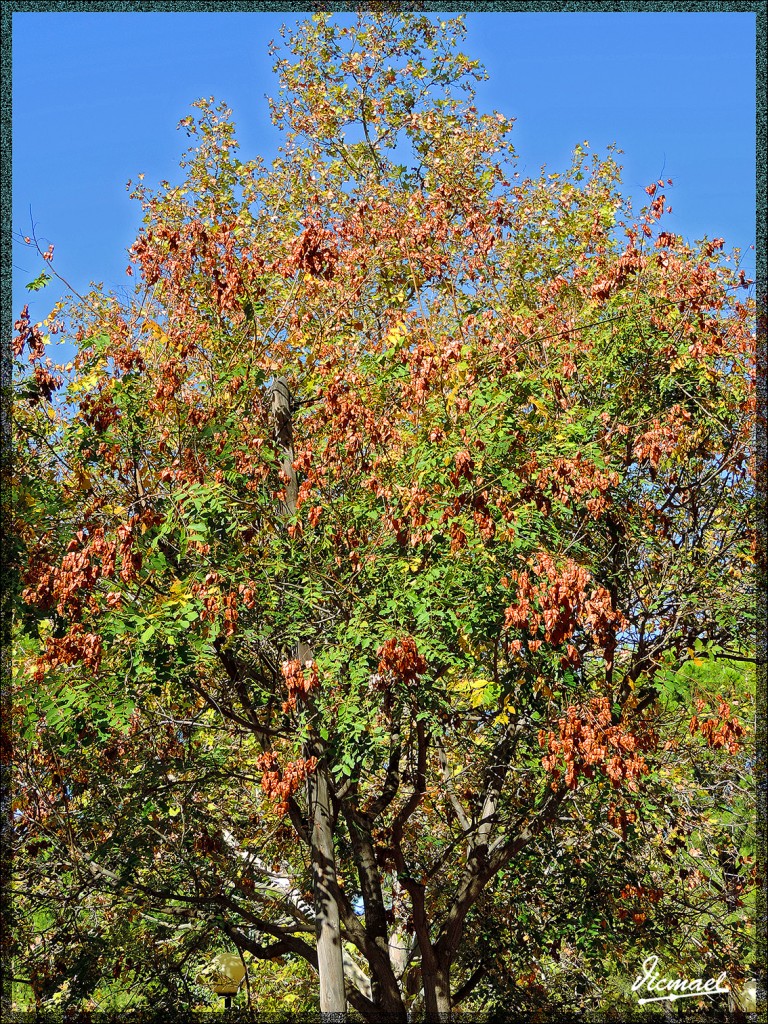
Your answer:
25;272;52;292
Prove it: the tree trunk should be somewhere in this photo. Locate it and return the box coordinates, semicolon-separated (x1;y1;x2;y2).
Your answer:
271;377;346;1018
422;961;452;1022
345;819;408;1020
271;376;299;517
308;753;347;1017
435;966;452;1018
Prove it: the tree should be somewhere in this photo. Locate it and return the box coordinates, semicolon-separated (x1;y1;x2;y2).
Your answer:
447;656;757;1017
11;11;756;1020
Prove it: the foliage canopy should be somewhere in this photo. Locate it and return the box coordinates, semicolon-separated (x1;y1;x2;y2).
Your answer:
10;11;756;1020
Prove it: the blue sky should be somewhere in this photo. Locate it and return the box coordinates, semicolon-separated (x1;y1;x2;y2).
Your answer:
12;10;757;326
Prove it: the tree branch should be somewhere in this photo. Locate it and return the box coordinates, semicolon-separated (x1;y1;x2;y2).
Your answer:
453;963;487;1005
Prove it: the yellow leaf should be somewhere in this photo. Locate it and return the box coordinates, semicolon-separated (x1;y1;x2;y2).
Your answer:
69;359;107;394
471;676;492;690
147;320;181;352
494;695;515;725
385;320;406;346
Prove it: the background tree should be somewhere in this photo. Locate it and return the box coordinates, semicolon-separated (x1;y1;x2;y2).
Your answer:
11;11;756;1020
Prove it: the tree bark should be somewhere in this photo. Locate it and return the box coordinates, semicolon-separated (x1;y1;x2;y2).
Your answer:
308;749;348;1017
271;376;299;517
271;377;347;1018
343;808;408;1020
434;965;453;1019
421;958;452;1022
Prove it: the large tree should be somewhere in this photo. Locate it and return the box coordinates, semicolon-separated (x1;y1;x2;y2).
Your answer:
11;12;756;1020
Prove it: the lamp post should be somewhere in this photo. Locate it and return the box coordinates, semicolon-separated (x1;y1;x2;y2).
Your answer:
198;951;247;1010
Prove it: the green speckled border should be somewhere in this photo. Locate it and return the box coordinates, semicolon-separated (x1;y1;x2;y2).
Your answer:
1;3;765;1019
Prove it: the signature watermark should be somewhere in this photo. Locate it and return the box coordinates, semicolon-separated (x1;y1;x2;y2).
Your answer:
631;955;730;1005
